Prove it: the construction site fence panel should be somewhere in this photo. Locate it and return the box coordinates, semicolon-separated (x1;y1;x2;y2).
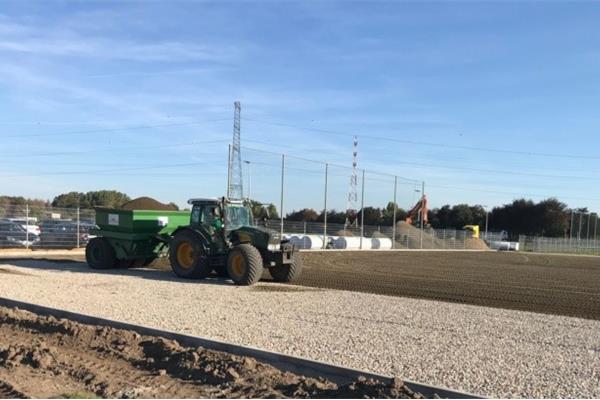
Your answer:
519;235;600;255
0;203;487;251
0;204;95;250
262;219;486;250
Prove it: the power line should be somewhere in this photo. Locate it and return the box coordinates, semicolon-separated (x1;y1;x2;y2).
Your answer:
241;145;421;183
0;118;231;139
245;143;598;182
0;139;228;158
243;116;600;161
0;161;222;179
426;183;600;203
389;160;600;182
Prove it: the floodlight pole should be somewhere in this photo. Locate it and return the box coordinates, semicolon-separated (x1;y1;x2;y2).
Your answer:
392;176;397;249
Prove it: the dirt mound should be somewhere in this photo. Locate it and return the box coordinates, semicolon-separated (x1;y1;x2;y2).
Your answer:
0;305;427;399
394;222;490;250
335;376;428;399
120;197;178;211
371;231;389;239
465;238;490;250
394;221;441;249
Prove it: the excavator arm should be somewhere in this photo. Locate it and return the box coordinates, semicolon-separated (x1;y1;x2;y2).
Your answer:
405;195;428;226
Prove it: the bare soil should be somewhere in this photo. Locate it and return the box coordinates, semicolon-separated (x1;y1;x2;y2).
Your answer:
120;197;178;211
296;251;600;320
0;306;425;399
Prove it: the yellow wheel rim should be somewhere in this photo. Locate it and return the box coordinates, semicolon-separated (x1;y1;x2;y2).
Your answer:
231;254;246;277
176;242;195;270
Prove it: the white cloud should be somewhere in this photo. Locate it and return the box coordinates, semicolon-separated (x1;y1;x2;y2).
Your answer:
0;17;238;63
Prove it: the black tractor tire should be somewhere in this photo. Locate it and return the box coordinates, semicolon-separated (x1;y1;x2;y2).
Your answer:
169;230;211;279
269;252;303;282
117;259;134;268
213;265;229;277
86;237;117;269
226;244;264;286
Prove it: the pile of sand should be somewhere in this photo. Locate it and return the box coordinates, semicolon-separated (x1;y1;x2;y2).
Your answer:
394;221;439;249
394;221;489;250
121;197;178;211
465;237;490;250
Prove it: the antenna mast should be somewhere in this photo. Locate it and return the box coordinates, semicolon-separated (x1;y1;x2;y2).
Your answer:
228;101;243;199
345;136;358;227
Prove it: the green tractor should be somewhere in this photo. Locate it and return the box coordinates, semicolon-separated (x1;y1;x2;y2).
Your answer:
85;197;302;286
169;197;302;285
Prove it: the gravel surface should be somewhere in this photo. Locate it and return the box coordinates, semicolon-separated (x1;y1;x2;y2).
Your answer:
1;259;599;398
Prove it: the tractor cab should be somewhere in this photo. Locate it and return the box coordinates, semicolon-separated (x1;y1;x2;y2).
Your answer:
189;198;253;230
222;200;254;231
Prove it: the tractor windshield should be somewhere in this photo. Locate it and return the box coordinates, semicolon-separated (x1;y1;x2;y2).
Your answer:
225;204;253;230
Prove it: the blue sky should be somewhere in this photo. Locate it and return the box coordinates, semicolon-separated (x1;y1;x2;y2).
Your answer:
1;1;600;213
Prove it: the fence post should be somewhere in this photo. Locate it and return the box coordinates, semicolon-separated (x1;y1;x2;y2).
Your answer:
570;210;574;242
420;181;425;249
25;204;29;249
280;154;285;238
323;163;328;249
76;207;81;249
359;170;365;249
392;176;397;249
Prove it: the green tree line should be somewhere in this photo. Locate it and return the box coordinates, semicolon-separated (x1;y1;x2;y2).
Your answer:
284;198;596;239
2;192;596;239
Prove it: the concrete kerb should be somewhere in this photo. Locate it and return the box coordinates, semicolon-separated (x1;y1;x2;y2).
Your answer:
0;297;481;399
0;249;85;257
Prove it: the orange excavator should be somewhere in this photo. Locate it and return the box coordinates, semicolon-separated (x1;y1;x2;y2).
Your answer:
405;195;429;226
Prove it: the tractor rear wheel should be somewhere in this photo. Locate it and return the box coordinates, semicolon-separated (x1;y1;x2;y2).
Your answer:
86;237;117;269
169;230;211;279
269;252;303;282
227;244;263;286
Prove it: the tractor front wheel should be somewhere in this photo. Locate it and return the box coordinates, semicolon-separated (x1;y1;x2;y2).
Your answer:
86;237;117;269
227;244;263;286
269;252;303;282
169;230;211;279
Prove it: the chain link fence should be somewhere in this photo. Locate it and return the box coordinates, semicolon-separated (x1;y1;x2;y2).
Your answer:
519;235;600;255
0;204;95;249
0;203;486;251
262;219;483;250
